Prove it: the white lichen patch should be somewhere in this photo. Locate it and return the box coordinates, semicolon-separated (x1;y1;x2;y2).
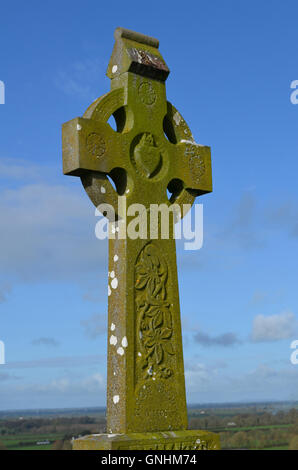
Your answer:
113;254;119;262
100;186;106;194
147;366;153;376
108;285;111;296
138;352;142;357
121;336;128;348
111;277;118;289
173;111;181;126
110;323;115;331
112;65;118;73
110;270;115;279
113;395;120;404
180;139;203;147
117;346;124;356
109;335;117;346
76;124;82;131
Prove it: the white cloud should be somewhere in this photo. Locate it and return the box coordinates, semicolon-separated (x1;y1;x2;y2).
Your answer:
0;372;106;409
0;180;107;282
36;373;105;394
55;58;104;99
81;313;106;339
0;158;48;181
185;359;298;404
251;311;297;342
3;354;104;369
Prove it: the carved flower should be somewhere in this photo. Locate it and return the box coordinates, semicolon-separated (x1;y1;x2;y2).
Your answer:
135;245;167;299
143;326;174;365
135;243;175;378
145;305;172;329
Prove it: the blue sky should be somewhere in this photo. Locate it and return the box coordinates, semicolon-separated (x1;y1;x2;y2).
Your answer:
0;0;298;410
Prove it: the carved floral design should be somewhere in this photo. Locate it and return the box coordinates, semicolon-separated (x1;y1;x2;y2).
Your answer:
135;243;174;379
138;81;156;105
86;132;106;158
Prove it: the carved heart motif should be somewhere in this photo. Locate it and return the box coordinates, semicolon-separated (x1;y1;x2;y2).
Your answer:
134;133;161;178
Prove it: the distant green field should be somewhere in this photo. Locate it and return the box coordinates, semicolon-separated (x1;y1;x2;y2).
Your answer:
259;446;289;450
220;424;292;432
2;433;66;450
12;445;53;451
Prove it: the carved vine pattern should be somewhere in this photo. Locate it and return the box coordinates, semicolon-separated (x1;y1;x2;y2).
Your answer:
135;243;174;380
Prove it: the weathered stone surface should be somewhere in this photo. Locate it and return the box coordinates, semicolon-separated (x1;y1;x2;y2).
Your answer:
62;27;217;450
73;430;220;451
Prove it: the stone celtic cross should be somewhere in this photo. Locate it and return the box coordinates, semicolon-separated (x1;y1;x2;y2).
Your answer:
62;27;219;450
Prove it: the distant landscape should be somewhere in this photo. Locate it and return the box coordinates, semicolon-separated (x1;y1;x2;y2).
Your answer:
0;401;297;450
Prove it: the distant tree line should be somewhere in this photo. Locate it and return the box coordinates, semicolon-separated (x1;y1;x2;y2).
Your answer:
189;408;298;431
188;408;298;450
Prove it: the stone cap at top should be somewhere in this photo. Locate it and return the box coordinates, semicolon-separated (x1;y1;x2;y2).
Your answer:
107;27;170;82
114;27;159;48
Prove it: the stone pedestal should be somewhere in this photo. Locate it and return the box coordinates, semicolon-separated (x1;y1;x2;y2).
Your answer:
73;430;220;450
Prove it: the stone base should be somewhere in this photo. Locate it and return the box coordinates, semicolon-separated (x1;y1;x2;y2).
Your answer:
73;430;220;450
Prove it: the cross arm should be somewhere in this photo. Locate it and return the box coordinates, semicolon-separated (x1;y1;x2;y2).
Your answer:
168;140;212;195
62;117;126;177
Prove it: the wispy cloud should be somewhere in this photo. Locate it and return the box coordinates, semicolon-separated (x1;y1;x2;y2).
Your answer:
250;289;284;306
0;175;107;282
0;158;48;181
3;354;104;369
81;313;106;339
32;337;60;347
194;330;241;347
35;373;105;394
0;372;21;381
264;201;298;238
251;311;297;342
211;192;298;257
55;58;104;99
185;360;298;403
0;284;11;303
0;372;106;409
217;191;264;251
